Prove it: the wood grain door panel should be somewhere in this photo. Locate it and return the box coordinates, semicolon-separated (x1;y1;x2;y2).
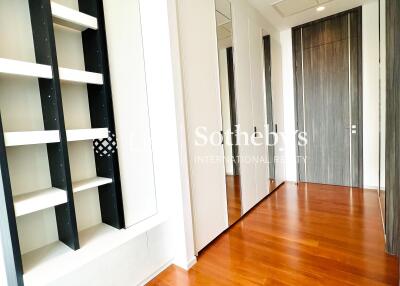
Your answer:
293;8;363;187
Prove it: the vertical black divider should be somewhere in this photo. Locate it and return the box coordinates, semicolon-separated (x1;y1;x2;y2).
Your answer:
28;0;80;250
0;116;23;286
78;0;125;229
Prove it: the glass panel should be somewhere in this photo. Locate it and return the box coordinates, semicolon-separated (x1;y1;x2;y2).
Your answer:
215;0;242;226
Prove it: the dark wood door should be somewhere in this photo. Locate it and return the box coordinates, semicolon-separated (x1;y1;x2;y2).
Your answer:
293;8;363;187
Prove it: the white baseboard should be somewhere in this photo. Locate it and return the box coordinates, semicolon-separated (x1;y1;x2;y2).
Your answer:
185;256;197;270
138;256;197;285
364;185;379;191
139;259;173;286
173;255;197;271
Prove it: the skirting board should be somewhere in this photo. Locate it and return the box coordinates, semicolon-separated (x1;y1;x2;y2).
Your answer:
139;259;173;286
173;255;197;271
139;256;197;285
364;185;379;191
183;256;197;270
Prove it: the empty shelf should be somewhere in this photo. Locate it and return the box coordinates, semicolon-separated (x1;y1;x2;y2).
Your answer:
51;2;98;32
14;188;67;217
59;67;103;85
4;131;60;147
22;241;72;275
66;128;108;142
73;177;113;193
0;58;52;79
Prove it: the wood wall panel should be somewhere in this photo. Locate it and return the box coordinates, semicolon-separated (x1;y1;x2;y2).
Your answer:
385;0;400;255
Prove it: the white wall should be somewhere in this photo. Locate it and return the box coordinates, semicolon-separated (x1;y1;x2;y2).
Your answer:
362;0;380;189
280;29;298;182
0;235;5;285
280;1;381;188
167;0;197;269
140;0;196;270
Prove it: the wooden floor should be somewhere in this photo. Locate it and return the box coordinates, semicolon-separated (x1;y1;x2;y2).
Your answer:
226;175;242;226
148;183;398;285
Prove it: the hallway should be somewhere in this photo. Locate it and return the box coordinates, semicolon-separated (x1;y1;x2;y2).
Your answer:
148;183;398;285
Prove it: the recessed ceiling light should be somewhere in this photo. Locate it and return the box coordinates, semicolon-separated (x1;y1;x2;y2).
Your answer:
316;6;325;12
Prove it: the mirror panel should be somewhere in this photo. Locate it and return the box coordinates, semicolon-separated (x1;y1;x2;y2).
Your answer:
215;0;242;226
262;34;285;191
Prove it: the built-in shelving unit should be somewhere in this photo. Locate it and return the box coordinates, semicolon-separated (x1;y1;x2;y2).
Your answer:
0;1;124;285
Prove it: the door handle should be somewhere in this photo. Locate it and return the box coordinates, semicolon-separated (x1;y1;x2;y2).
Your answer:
345;125;357;129
345;125;357;134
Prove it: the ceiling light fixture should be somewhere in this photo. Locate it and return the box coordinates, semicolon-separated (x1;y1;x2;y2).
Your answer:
316;6;325;12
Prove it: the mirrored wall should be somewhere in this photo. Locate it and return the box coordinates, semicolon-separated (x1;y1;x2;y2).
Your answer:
215;0;242;226
263;35;277;191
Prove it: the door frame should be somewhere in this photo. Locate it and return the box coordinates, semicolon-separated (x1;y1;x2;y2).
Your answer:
291;7;364;188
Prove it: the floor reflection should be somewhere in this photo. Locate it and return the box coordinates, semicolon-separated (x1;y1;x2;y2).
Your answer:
226;175;241;226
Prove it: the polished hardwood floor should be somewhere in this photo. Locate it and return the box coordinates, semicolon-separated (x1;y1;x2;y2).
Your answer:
226;175;242;226
148;183;398;285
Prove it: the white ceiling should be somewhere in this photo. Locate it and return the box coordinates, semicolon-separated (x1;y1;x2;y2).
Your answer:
247;0;372;30
273;0;333;17
216;0;231;21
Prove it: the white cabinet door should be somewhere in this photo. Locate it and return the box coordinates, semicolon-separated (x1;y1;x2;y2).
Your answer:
248;20;270;201
177;0;228;252
231;3;257;214
103;0;157;227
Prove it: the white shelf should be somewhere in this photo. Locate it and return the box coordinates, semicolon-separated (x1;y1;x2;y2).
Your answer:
59;67;103;85
73;177;112;193
51;2;98;32
23;215;168;286
0;58;52;79
22;241;72;274
14;188;67;217
4;131;60;147
66;128;108;142
78;223;118;247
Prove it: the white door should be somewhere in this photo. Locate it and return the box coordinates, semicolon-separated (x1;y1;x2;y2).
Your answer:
248;20;270;201
231;4;257;214
177;0;228;252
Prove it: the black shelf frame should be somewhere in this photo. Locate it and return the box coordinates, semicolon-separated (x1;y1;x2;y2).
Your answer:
78;0;125;229
0;1;124;285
